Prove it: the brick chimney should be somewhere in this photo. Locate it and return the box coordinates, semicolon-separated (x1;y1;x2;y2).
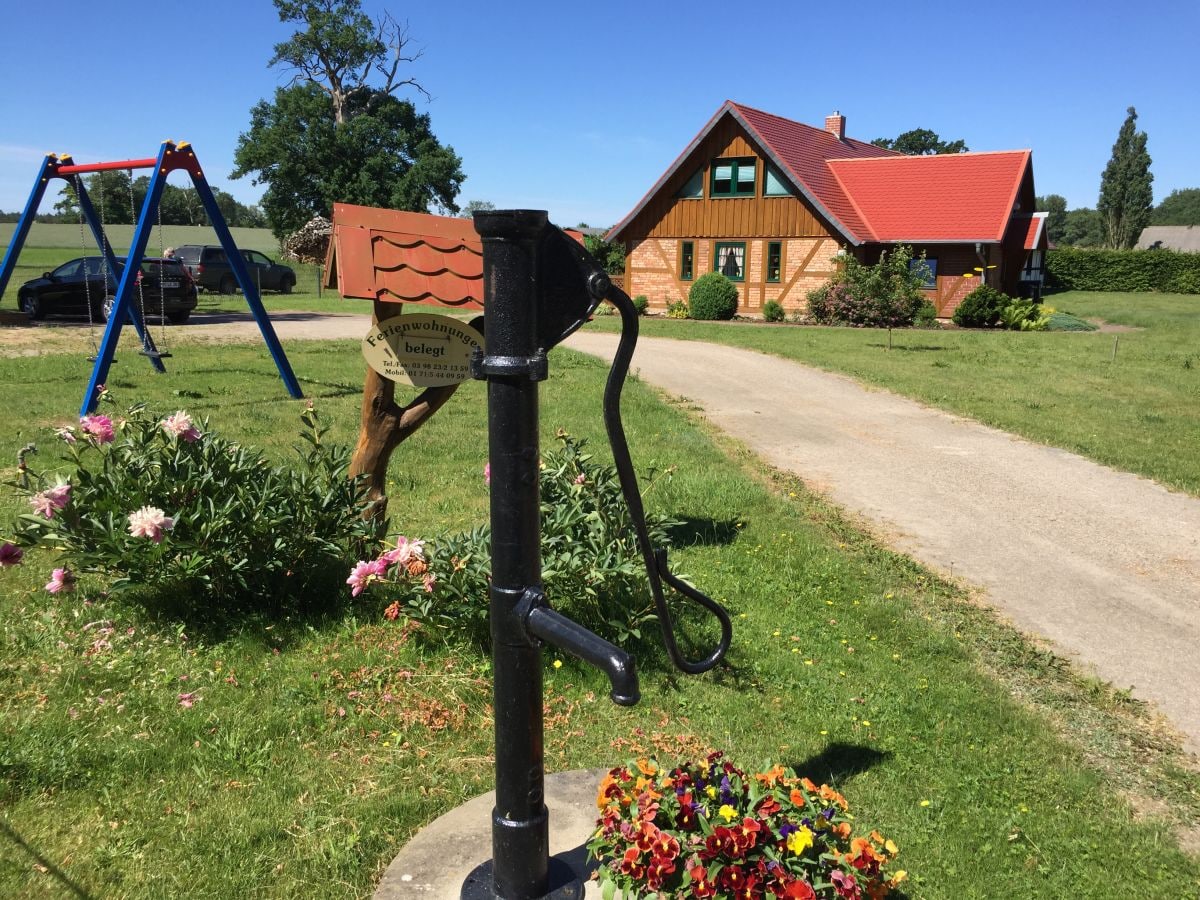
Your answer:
824;110;846;141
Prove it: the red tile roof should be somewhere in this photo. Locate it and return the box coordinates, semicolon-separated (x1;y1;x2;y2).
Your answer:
827;150;1032;242
327;204;483;308
1015;212;1048;250
608;102;1034;247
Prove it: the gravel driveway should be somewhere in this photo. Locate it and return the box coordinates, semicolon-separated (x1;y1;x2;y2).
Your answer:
566;331;1200;754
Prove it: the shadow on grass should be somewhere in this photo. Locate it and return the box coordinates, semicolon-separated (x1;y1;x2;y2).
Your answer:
863;343;948;352
664;516;741;548
0;819;94;899
789;742;891;785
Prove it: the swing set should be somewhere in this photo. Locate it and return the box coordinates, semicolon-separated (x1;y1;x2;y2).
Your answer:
0;141;303;415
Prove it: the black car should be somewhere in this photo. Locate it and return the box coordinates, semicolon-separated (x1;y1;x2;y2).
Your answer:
17;256;199;324
175;245;297;295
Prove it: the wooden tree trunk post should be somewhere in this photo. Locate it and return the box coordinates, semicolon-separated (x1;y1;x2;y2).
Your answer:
348;300;464;520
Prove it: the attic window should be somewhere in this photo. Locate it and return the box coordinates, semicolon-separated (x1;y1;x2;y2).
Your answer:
677;169;703;199
711;157;756;197
764;164;790;197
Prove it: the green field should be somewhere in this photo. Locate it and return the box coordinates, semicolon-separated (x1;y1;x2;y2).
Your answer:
587;291;1200;496
0;222;282;254
1;334;1198;897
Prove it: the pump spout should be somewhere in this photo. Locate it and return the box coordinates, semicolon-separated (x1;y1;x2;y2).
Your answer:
525;604;640;706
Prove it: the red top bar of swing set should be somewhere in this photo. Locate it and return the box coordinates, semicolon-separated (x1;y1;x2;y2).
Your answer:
53;157;161;175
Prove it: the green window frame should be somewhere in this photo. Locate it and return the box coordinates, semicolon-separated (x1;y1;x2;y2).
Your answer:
763;164;791;197
680;241;694;281
766;242;783;283
714;242;746;281
711;157;756;197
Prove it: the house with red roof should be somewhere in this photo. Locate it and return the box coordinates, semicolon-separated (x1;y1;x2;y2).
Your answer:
607;101;1049;317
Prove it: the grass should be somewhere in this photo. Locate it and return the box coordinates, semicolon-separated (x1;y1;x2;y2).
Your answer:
1;337;1199;898
0;223;282;254
586;291;1200;496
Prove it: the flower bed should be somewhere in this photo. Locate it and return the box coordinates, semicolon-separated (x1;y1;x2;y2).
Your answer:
589;752;906;899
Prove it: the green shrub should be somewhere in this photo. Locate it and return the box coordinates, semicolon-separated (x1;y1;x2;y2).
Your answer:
913;300;940;328
593;301;616;316
762;300;785;322
999;299;1049;331
1045;247;1200;293
632;295;649;315
665;299;689;319
952;285;1010;327
805;244;929;327
11;397;375;609
361;432;678;648
687;272;739;320
1043;311;1099;332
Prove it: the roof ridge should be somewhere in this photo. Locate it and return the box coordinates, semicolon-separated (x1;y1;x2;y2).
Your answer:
827;148;1031;164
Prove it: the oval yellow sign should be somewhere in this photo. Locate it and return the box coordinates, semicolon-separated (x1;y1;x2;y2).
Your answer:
362;313;482;387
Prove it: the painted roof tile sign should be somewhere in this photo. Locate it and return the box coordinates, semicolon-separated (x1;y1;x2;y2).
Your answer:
362;312;481;387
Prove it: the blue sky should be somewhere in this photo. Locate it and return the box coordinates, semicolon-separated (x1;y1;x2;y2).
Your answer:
1;0;1196;228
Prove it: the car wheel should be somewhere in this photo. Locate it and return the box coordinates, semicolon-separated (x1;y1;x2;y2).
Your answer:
101;294;117;321
279;274;295;295
21;293;46;320
167;310;190;325
219;274;237;295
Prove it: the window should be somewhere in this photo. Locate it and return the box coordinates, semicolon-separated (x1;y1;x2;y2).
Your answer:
680;241;694;280
711;157;756;197
714;242;746;281
909;257;937;289
677;169;703;199
766;242;783;282
764;164;791;197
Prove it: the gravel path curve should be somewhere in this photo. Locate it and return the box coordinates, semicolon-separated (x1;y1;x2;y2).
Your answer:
566;331;1200;753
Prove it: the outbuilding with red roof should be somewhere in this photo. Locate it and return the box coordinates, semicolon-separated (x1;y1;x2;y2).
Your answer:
607;101;1048;317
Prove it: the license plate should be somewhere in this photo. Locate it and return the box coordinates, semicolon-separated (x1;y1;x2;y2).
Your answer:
161;281;180;288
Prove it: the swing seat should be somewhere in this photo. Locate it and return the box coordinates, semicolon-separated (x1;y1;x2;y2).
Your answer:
139;349;172;360
86;356;117;364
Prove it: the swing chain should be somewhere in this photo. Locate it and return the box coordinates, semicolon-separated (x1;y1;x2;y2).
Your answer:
74;176;99;356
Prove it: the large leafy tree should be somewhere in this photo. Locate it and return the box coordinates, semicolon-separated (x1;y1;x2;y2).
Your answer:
871;128;968;155
1151;188;1200;226
1097;107;1153;249
1035;194;1068;245
1060;208;1104;247
233;83;462;237
234;0;463;239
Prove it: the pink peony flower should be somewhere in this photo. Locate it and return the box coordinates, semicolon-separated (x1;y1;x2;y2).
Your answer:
79;414;115;444
127;506;175;543
161;411;201;443
381;536;426;568
0;542;23;566
56;426;77;445
346;558;388;597
29;484;71;519
484;462;491;486
45;567;75;593
422;572;437;593
574;473;586;485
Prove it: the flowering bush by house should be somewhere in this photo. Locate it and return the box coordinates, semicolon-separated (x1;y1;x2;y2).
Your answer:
589;752;906;900
8;393;375;608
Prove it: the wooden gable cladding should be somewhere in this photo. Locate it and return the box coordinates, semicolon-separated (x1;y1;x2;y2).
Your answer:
623;116;834;241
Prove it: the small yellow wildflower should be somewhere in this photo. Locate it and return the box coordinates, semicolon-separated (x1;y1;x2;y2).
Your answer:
786;826;814;855
718;804;736;822
552;659;563;669
920;800;931;807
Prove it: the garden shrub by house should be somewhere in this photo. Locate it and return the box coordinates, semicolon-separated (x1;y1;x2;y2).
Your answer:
688;273;739;320
952;285;1010;328
805;244;929;328
762;299;785;322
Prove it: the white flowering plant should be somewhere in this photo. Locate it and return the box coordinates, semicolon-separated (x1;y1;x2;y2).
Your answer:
7;391;375;608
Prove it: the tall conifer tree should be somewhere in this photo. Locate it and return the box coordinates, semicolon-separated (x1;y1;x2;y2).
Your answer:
1097;107;1153;249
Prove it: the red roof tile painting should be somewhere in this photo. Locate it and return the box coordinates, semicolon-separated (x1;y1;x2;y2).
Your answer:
826;151;1032;243
327;203;484;309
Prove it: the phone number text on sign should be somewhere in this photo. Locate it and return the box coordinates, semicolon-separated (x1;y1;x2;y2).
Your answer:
362;313;483;387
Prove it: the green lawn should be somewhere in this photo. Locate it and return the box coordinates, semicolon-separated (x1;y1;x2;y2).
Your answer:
587;291;1200;496
1;339;1198;898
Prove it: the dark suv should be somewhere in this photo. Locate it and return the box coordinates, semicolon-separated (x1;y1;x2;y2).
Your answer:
175;245;297;295
17;256;198;323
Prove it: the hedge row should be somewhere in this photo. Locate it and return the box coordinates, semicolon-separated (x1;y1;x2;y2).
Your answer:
1045;247;1200;294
